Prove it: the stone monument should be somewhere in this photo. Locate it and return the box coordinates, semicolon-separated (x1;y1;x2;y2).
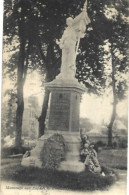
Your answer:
22;1;91;172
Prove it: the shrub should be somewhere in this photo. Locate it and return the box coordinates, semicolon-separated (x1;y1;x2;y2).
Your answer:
112;137;128;149
118;138;128;148
1;165;116;191
94;141;106;152
40;134;65;169
112;142;118;148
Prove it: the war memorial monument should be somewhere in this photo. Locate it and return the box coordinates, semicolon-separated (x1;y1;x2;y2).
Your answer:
22;1;91;172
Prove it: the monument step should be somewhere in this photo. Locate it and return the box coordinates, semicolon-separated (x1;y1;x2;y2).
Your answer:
58;160;85;172
21;157;42;168
66;153;80;161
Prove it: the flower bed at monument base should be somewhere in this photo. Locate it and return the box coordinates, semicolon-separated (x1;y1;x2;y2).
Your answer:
1;164;116;191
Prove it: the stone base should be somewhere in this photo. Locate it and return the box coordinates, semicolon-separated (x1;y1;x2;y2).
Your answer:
21;130;85;172
21;157;42;168
21;133;52;168
58;161;85;172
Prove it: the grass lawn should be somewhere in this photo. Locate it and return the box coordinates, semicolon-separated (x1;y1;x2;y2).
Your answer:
98;149;127;169
1;157;22;166
1;165;115;191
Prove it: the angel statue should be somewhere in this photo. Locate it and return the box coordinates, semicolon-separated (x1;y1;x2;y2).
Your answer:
56;1;91;79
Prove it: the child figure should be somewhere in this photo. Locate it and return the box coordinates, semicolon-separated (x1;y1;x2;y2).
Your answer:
80;143;90;162
86;143;101;174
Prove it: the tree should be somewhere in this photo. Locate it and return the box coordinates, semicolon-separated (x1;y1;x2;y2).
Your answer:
100;1;128;146
4;0;34;147
76;0;129;146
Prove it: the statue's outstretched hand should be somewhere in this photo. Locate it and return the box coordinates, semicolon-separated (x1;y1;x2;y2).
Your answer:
56;39;64;49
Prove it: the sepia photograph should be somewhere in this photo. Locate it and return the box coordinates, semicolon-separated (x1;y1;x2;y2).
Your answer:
1;0;129;195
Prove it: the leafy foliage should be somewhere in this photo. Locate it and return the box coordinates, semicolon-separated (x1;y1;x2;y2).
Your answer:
1;90;17;137
76;0;129;96
40;134;65;169
4;0;129;91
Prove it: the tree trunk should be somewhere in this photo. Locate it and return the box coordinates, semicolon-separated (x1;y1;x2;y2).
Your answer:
108;45;117;147
15;40;25;148
38;41;57;137
108;98;116;147
15;84;24;148
38;89;50;137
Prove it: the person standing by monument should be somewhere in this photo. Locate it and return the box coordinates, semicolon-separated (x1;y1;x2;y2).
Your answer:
56;0;91;79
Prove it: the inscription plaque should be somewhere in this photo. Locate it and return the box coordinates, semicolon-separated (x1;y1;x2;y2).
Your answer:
48;92;70;131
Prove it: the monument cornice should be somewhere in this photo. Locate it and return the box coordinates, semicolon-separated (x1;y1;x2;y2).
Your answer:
45;78;86;93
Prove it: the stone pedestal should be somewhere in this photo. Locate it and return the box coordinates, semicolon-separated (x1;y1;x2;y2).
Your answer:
45;78;85;172
22;77;86;172
46;79;84;132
